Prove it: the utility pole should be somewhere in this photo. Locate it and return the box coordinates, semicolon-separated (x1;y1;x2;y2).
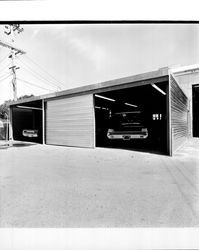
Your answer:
0;25;25;144
9;49;19;101
0;24;25;101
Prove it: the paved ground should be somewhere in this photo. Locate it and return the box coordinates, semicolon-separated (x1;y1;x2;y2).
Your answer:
0;139;199;227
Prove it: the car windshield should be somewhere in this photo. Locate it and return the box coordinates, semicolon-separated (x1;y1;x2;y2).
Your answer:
109;111;145;129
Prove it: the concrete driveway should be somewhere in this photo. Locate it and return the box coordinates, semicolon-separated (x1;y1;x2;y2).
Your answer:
0;139;199;227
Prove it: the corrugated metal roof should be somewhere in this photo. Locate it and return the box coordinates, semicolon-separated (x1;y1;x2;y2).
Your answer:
9;67;169;106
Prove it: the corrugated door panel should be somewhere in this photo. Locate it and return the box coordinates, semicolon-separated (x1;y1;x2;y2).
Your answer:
46;94;95;147
170;75;189;152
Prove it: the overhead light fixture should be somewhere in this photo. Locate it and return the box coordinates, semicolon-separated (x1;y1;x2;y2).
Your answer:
17;105;42;110
125;102;138;108
151;84;166;95
95;94;116;102
95;106;109;110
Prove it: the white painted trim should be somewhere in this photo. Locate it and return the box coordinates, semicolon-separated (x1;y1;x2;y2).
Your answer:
92;95;96;148
168;73;172;156
42;99;45;145
170;63;199;74
8;107;13;142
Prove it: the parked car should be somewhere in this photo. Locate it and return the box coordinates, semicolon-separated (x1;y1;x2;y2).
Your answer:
22;129;38;138
107;111;148;140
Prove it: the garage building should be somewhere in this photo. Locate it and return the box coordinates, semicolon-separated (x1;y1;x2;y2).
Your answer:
9;67;191;156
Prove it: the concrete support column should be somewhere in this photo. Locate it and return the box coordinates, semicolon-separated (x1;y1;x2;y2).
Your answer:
8;107;14;145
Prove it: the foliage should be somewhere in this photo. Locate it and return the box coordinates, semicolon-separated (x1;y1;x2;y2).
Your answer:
0;94;34;119
17;94;34;100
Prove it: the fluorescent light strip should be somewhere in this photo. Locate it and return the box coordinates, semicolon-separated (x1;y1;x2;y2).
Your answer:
115;111;141;114
125;102;138;108
95;106;109;110
17;105;43;111
151;84;166;95
95;94;115;102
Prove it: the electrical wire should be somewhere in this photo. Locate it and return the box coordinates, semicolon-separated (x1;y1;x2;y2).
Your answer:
0;62;12;73
24;55;66;89
0;72;11;80
17;61;61;92
18;79;36;94
17;57;61;91
24;55;65;88
0;74;11;84
17;77;54;92
22;56;64;90
17;57;62;90
17;77;53;92
0;54;8;66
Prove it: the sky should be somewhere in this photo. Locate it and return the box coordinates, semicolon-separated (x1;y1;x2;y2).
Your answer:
1;23;199;104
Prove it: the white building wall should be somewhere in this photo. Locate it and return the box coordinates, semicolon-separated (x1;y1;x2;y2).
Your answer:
174;71;199;137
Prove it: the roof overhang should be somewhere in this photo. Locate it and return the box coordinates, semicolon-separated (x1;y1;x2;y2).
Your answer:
170;64;199;76
9;67;169;107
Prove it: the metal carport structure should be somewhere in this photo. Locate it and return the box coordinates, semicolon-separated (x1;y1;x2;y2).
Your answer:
8;67;190;156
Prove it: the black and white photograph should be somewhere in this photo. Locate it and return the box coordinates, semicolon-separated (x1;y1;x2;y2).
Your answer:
1;21;199;227
1;1;199;249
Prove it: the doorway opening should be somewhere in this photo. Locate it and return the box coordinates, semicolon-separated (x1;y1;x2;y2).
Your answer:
192;84;199;137
94;81;169;155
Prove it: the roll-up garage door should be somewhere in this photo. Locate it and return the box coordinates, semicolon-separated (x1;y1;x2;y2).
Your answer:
170;75;190;152
46;94;95;148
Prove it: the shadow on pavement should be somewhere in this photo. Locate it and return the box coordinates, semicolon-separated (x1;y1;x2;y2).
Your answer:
11;143;36;147
0;141;37;149
0;146;9;150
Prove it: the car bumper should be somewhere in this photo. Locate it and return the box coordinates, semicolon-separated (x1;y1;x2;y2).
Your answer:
107;133;148;140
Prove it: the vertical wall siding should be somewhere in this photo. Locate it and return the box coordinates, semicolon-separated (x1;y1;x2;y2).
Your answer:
46;94;95;148
170;75;189;152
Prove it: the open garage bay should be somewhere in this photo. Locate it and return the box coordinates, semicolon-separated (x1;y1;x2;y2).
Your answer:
95;81;169;155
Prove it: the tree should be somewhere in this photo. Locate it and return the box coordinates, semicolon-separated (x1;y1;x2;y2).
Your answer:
0;102;9;119
17;94;34;100
0;94;34;119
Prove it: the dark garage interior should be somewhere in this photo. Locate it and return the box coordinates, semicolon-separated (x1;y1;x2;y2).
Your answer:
94;81;169;155
11;100;43;144
193;84;199;137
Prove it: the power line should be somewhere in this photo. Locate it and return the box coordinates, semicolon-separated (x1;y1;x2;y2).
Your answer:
24;55;66;89
17;77;54;92
17;77;53;92
25;54;65;87
0;72;11;80
23;56;64;90
16;78;36;94
0;54;8;66
0;62;12;73
17;57;61;91
0;74;11;84
17;59;60;91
